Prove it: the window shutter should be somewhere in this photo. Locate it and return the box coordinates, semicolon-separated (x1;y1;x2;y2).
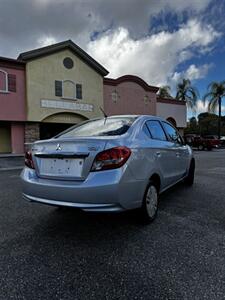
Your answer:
76;84;82;99
55;80;62;97
8;74;16;92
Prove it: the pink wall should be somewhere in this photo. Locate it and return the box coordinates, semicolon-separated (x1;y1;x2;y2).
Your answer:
11;123;25;154
0;65;26;121
104;76;157;116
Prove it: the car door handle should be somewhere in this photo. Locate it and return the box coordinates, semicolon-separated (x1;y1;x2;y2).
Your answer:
176;152;180;157
155;151;161;157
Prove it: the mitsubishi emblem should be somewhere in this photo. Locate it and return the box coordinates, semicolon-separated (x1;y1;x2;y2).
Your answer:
56;144;62;151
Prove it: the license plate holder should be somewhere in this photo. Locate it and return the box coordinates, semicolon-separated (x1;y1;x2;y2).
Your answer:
39;158;84;177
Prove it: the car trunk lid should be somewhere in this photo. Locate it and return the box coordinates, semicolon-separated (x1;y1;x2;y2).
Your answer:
32;138;107;180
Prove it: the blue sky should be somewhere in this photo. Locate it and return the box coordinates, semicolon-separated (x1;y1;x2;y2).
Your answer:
149;3;225;98
86;0;225;116
0;0;224;116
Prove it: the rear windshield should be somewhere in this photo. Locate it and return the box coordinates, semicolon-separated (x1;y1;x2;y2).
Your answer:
56;117;137;138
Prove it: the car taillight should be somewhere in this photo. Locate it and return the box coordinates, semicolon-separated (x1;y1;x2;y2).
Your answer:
25;151;35;169
91;146;131;171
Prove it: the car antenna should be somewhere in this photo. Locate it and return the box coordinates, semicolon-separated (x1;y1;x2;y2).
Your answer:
100;107;108;124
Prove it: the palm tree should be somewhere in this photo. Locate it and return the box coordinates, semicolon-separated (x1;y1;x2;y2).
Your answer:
175;79;199;110
204;81;225;139
158;85;172;98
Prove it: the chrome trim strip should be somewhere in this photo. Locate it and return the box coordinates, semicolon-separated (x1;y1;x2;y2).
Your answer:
34;152;89;159
22;193;122;212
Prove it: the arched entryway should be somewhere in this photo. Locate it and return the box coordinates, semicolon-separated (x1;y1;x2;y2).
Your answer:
167;117;177;128
40;112;88;139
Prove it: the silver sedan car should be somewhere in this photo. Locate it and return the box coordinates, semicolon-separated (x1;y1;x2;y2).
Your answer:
21;115;195;222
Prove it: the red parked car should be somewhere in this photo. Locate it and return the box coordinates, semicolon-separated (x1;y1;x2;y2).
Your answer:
184;135;220;150
203;135;221;149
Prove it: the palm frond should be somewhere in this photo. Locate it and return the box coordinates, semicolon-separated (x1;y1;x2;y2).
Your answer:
204;81;225;114
158;85;172;98
175;78;199;110
207;81;220;93
203;92;215;103
188;89;198;103
208;98;219;113
188;86;199;99
175;91;182;100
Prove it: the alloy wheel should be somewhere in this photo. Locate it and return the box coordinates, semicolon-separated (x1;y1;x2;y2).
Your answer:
145;185;158;218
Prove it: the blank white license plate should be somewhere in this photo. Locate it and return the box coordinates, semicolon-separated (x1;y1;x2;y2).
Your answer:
39;158;83;177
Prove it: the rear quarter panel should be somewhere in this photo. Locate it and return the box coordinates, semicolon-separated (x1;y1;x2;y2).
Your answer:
123;127;165;190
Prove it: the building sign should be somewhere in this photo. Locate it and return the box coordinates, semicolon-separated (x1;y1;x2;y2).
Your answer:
41;99;93;112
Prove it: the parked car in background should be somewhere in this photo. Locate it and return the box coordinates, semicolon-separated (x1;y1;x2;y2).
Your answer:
21;115;195;223
203;135;221;149
184;134;220;150
220;136;225;147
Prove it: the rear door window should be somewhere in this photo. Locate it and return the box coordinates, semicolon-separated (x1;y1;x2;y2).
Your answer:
146;120;167;141
143;124;152;138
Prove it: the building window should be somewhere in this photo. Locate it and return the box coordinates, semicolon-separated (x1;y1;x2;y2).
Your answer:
0;70;16;93
0;69;8;92
111;90;119;103
143;95;150;105
55;80;63;97
8;74;17;92
76;84;82;99
63;57;74;69
55;80;82;100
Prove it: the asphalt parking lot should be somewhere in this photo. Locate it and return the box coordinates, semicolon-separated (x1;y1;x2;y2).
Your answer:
0;150;225;300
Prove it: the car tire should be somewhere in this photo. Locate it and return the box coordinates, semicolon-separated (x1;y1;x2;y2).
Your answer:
198;145;204;151
139;181;158;223
184;159;195;186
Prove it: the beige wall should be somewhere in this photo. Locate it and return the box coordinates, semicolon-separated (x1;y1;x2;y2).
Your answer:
156;102;187;128
26;49;104;123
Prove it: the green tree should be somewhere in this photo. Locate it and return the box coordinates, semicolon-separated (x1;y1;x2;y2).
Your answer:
158;85;172;98
198;112;218;136
185;116;198;134
175;79;199;110
204;81;225;139
189;116;197;127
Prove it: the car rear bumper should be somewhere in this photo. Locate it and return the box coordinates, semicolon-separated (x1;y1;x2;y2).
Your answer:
22;193;123;212
21;167;146;212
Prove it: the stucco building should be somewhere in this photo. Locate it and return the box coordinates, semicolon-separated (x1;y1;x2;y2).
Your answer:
0;40;187;154
18;40;108;144
156;97;187;134
104;75;158;116
104;75;186;134
0;57;26;153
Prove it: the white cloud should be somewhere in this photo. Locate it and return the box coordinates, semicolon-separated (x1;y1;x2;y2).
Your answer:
193;100;225;116
195;100;209;114
172;63;214;83
186;64;211;80
87;19;220;86
38;36;57;47
0;0;214;58
165;0;211;12
34;0;212;38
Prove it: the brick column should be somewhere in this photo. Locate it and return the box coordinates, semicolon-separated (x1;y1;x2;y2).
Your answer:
24;123;40;151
